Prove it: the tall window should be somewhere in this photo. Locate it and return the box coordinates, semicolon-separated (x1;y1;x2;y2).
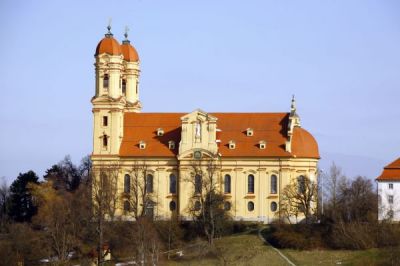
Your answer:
103;74;109;89
224;174;231;194
103;116;108;127
271;175;277;194
389;183;394;189
248;174;254;194
195;174;202;194
122;79;126;95
389;195;394;204
102;135;108;148
169;174;177;194
146;174;153;193
298;175;306;194
124;174;130;193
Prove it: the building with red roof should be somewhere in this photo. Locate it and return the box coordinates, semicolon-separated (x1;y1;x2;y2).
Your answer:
91;26;320;223
377;157;400;220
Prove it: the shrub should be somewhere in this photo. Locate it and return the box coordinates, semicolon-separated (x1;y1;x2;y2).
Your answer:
266;223;326;250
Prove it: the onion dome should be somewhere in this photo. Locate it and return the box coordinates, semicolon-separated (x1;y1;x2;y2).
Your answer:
120;31;139;62
95;25;121;56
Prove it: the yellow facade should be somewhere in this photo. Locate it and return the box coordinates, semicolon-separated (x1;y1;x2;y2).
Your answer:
91;27;319;223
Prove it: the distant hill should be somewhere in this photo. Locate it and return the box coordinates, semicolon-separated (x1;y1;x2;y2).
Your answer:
319;151;386;180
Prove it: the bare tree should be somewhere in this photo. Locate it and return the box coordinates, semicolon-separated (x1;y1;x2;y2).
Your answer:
322;163;347;221
122;161;161;265
0;177;9;222
124;162;156;220
278;175;318;224
91;163;120;265
185;153;229;245
30;181;79;264
337;176;376;222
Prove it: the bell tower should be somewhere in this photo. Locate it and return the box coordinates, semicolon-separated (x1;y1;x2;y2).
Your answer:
120;28;141;111
92;25;141;156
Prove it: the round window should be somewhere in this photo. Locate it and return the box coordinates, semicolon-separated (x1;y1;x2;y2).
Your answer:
248;201;254;211
224;201;231;211
169;201;176;211
271;201;277;212
194;201;201;211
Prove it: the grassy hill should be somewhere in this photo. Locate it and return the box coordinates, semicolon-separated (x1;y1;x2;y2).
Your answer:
165;229;384;266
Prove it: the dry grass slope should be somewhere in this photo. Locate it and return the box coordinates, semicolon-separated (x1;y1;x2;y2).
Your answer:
166;230;384;266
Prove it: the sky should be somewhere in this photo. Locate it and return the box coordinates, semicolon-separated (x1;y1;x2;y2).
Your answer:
0;0;399;183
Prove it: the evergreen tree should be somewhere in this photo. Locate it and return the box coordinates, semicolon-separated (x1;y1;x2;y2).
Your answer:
8;171;39;222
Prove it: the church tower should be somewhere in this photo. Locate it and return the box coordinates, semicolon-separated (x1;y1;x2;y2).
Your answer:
92;26;141;156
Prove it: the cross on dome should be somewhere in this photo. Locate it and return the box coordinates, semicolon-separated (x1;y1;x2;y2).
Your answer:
123;26;130;44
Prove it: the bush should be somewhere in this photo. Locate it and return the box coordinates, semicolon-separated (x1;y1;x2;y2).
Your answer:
266;223;325;250
330;221;377;250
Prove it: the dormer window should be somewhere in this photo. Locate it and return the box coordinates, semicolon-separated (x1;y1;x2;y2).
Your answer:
228;140;236;149
168;140;175;150
139;140;146;149
259;140;266;149
246;128;253;136
157;128;164;136
103;74;109;90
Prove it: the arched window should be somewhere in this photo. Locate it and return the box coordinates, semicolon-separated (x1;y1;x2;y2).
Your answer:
146;174;153;193
169;201;176;211
102;135;108;148
123;201;130;212
169;174;177;194
271;175;277;194
224;174;231;194
224;201;231;211
248;201;254;211
298;175;306;194
122;79;126;95
194;200;201;211
124;174;130;193
103;74;109;89
271;201;277;212
195;174;202;194
248;174;254;194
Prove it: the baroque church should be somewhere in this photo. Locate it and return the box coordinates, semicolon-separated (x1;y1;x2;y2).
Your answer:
91;26;320;223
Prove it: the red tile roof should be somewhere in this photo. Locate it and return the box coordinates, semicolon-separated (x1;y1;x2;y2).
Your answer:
119;112;320;159
121;42;139;62
95;36;121;56
377;158;400;181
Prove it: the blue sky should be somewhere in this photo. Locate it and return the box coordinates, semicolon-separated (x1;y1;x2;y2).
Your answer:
0;0;399;182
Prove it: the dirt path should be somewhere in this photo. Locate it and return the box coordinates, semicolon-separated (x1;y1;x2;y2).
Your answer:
257;228;296;266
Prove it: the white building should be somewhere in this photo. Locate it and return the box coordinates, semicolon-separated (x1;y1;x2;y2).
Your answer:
377;157;400;221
